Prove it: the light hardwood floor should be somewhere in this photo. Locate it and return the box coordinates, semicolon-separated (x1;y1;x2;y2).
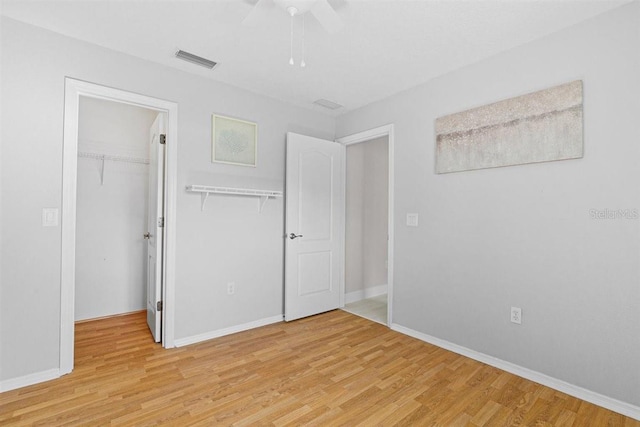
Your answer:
1;310;637;426
343;294;387;325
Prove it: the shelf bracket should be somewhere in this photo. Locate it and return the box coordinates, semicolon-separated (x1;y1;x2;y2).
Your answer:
258;196;269;213
100;156;105;186
200;192;210;211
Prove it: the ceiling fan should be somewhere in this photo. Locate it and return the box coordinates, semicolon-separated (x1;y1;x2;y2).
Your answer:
243;0;344;35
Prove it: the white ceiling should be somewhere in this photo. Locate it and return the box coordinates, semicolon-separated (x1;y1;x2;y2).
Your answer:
1;0;628;115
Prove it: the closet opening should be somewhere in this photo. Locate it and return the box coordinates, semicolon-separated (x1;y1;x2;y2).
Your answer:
60;78;178;375
341;135;390;325
74;96;164;342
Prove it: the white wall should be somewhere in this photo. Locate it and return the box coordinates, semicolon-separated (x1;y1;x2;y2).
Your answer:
75;97;158;321
0;17;335;382
345;137;388;297
337;1;640;407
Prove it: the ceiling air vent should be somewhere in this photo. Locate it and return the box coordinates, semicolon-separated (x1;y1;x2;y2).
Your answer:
175;50;217;69
313;99;343;110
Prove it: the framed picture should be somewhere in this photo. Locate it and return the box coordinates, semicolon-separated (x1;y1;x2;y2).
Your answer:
212;114;257;167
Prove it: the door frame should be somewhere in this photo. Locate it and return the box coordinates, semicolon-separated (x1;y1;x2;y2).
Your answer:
60;78;178;375
336;124;395;326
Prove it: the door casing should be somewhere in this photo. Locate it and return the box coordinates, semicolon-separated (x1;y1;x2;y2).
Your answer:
61;78;178;375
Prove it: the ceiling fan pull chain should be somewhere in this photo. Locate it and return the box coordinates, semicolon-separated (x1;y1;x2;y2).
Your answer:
300;14;306;68
289;10;295;65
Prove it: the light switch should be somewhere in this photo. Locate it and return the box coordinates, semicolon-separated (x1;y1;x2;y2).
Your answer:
406;213;419;227
42;208;59;227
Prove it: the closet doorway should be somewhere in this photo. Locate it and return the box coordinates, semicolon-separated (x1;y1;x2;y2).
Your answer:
59;77;178;375
338;125;394;326
75;97;160;335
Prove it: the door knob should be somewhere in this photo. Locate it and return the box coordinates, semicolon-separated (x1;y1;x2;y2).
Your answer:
143;232;151;239
289;233;303;240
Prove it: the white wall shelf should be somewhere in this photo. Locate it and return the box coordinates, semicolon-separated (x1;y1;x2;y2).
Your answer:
186;185;283;213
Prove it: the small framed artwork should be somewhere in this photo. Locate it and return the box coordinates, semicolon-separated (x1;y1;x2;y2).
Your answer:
212;114;257;167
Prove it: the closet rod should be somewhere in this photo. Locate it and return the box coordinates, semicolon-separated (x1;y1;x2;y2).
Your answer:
78;151;150;165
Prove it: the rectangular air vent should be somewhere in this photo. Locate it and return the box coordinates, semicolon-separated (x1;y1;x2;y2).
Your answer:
313;99;343;110
175;50;217;69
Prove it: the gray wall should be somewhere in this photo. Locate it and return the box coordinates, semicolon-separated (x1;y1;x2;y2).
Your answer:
0;17;335;381
345;143;365;293
345;137;389;295
336;2;640;407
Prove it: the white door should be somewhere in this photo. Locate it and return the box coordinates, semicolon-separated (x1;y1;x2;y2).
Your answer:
146;113;166;342
285;132;344;321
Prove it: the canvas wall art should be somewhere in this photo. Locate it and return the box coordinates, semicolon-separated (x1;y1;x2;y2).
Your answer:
435;80;583;173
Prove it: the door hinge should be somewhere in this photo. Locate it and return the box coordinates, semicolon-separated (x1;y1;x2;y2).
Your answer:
157;301;163;312
158;217;164;228
159;134;166;145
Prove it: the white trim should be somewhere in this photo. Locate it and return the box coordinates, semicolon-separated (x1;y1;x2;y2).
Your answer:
0;369;60;393
61;78;178;377
338;125;394;145
339;143;347;309
391;323;640;421
61;81;79;374
336;124;395;328
174;315;283;347
345;284;388;304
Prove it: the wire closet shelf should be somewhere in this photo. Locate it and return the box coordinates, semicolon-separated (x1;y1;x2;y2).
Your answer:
78;151;150;185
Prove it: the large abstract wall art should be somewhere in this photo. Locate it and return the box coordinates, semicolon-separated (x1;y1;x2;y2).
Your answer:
435;80;583;173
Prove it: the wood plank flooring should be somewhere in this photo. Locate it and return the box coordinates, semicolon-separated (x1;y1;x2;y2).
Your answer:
342;295;387;325
1;310;638;426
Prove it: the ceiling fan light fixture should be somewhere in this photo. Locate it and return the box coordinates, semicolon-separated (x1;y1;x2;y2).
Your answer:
276;0;317;16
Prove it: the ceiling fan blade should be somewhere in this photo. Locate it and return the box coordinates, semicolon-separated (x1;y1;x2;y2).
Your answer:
310;0;344;34
242;0;274;27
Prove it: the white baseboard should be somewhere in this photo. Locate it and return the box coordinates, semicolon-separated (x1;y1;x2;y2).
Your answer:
0;368;60;393
345;284;388;304
174;315;283;348
391;323;640;421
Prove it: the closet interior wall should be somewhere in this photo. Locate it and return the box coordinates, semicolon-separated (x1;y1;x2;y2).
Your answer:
75;96;158;321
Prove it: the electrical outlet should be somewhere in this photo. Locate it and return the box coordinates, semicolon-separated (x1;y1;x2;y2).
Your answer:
406;213;419;227
42;208;59;227
510;307;522;324
227;282;235;295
